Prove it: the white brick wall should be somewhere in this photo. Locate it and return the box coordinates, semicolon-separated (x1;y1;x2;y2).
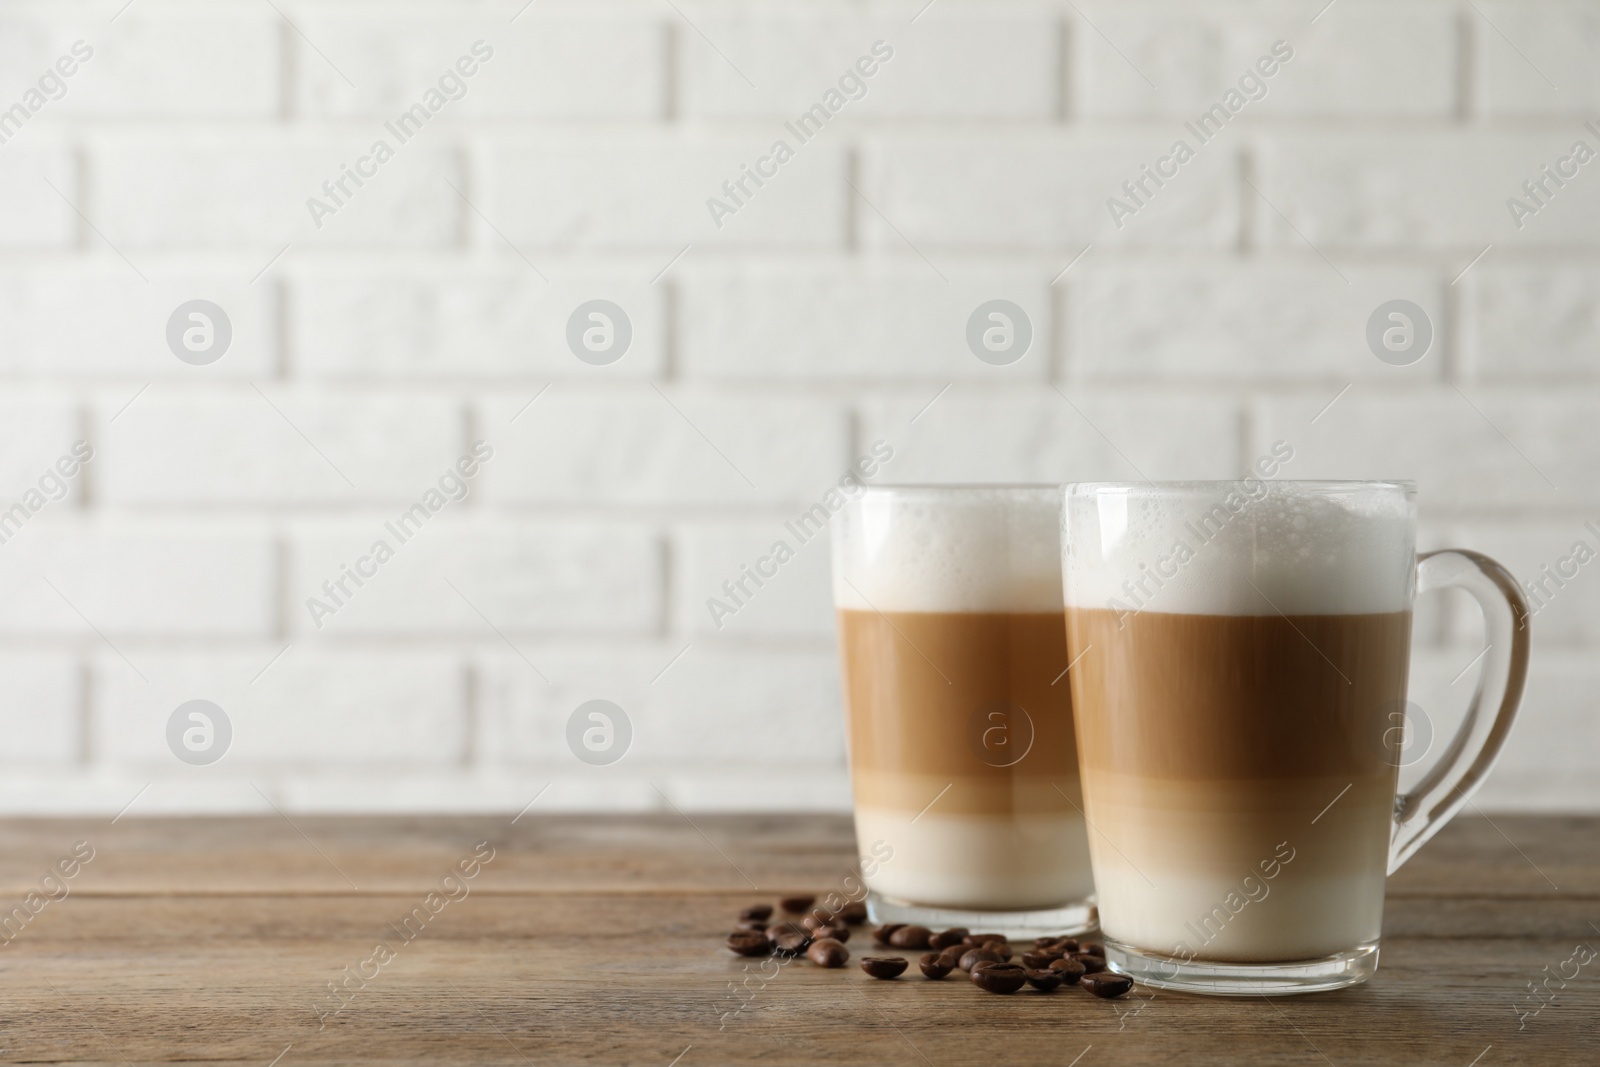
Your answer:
0;141;76;246
678;10;1059;119
0;269;277;378
1074;3;1462;119
293;13;665;120
0;0;1595;813
91;133;465;248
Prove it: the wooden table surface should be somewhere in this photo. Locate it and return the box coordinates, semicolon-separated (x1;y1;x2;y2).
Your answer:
0;813;1593;1066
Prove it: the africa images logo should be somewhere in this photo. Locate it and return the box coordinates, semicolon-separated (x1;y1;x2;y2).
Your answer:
304;41;494;229
705;41;894;229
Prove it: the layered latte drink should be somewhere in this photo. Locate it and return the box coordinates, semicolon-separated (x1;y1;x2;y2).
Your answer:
1063;479;1532;994
834;486;1094;930
1066;481;1414;968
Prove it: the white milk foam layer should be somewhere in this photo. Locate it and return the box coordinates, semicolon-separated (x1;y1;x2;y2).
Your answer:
833;487;1063;613
1064;482;1416;616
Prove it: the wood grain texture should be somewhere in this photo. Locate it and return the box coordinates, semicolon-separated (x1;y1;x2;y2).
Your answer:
0;814;1592;1066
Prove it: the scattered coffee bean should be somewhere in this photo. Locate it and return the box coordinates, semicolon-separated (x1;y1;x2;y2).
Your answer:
1047;956;1086;983
860;956;909;979
1080;972;1134;999
718;907;1120;997
927;927;970;950
770;930;811;956
807;938;849;968
970;961;1027;994
888;925;932;950
1024;968;1063;993
727;931;771;957
958;948;1003;972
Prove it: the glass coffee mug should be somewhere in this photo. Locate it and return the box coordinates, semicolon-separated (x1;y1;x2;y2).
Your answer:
1062;480;1530;994
833;485;1095;935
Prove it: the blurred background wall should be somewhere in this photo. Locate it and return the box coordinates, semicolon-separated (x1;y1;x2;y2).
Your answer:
0;0;1595;813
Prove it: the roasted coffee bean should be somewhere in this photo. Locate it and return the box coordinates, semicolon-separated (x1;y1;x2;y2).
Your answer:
919;953;953;979
801;913;834;933
1047;956;1086;983
1074;953;1107;974
962;940;1010;960
927;927;970;950
860;956;909;979
770;930;811;956
806;938;849;968
813;923;851;944
1022;951;1060;969
1079;941;1105;958
958;948;1003;972
726;932;771;957
779;895;815;913
837;901;868;925
1024;968;1063;992
735;918;768;932
937;945;968;967
1080;972;1134;999
871;923;903;946
888;925;932;950
963;933;1008;947
1050;938;1079;954
739;904;774;922
970;961;1027;994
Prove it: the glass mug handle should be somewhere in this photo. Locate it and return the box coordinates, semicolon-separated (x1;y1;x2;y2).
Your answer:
1389;550;1532;873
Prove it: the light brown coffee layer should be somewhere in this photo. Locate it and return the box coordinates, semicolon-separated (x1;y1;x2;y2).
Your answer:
838;610;1079;816
1081;772;1393;879
851;772;1081;814
1066;607;1412;779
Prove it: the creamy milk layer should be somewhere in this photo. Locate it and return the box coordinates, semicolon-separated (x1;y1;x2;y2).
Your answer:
1093;863;1385;962
835;486;1064;613
856;808;1094;911
1063;481;1416;616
